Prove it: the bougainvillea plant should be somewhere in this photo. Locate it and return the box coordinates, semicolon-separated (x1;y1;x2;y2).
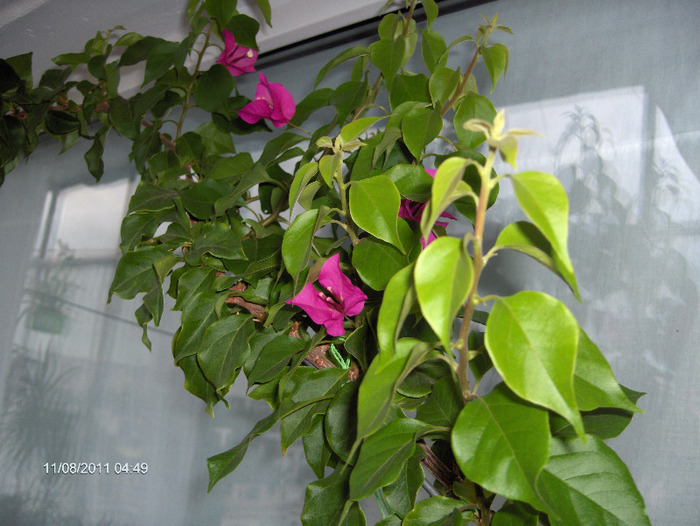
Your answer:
0;0;651;524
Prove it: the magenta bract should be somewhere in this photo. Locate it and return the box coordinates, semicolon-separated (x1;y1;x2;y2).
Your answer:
286;254;367;337
217;30;257;77
239;73;296;128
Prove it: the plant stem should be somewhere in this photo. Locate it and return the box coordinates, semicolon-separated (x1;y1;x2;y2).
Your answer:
455;149;496;398
441;45;480;118
176;25;212;140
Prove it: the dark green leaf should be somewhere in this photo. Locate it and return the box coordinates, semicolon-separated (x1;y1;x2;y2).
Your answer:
389;74;431;109
349;418;431;501
382;446;425;518
197;314;255;393
143;39;179;85
173;290;224;362
204;0;237;26
316;46;369;87
226;14;260;50
247;334;306;384
301;470;366;526
402;106;443;160
415;376;462;428
207;409;280;490
45;111;80;135
194;64;235;113
108;246;169;301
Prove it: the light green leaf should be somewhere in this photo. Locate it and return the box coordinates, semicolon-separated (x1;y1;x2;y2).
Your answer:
370;37;405;90
429;67;460;107
414;236;473;350
376;264;416;355
401;106;443;160
574;329;642;413
485;291;584;438
349;175;404;251
509;171;576;296
197;315;255;393
482;42;509;92
352;220;417;291
421;28;447;73
349;418;431;501
493;221;579;299
340;116;385;144
289;161;320;210
282;208;324;278
420;157;473;239
356;338;428;440
452;383;549;510
422;0;439;28
537;435;651;526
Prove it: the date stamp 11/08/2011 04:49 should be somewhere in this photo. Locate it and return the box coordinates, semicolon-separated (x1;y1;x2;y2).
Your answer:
44;462;148;475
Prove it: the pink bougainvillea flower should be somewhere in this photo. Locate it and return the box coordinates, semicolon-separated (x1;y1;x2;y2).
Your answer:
286;253;367;337
399;168;457;248
217;29;258;77
238;73;296;128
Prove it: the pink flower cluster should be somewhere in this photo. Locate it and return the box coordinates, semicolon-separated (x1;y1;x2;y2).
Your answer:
217;29;295;128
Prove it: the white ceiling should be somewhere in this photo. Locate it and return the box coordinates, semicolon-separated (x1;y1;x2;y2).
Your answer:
0;0;399;76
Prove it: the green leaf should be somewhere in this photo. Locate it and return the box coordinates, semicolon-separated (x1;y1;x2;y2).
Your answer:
225;14;260;50
421;157;473;238
402;496;472;526
370;37;405;90
429;67;460;108
303;414;333;478
289;161;319;211
574;330;642;413
315;46;369;87
301;470;366;526
143;39;179;85
482;43;509;93
389;73;431;109
44;111;80;135
414;236;473;350
356;339;431;441
108;246;169;301
255;0;272;26
119;36;161;66
352;220;417;291
195;121;235;156
452;383;549;510
204;0;237;26
402;106;443;160
454;92;496;149
485;292;584;438
340;116;385;144
128;182;178;213
194;64;235;113
382;446;425;518
283;209;321;278
349;418;431;501
509;171;576;297
109;97;140;140
492;502;539;526
186;222;246;264
349;175;403;251
119;209;174;253
247;334;306;384
422;0;439;28
85;128;107;181
331;81;368;125
173;290;224;362
376;264;416;355
325;381;359;463
173;267;216;311
421;28;447;73
384;163;434;201
493;221;579;299
197;315;255;393
280;367;347;452
537;435;651;526
207;409;280;491
415;376;462;428
178;354;219;414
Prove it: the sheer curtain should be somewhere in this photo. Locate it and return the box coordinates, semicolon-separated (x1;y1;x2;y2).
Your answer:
1;1;698;524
